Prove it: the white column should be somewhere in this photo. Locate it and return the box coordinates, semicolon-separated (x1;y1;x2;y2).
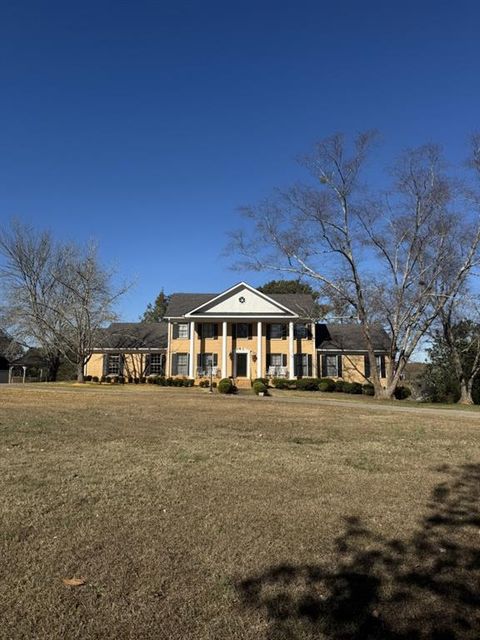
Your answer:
257;321;262;378
222;321;228;377
166;322;171;377
189;321;195;378
289;321;295;378
311;322;317;377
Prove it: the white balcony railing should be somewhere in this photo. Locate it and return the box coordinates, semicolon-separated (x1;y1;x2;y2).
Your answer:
267;366;289;378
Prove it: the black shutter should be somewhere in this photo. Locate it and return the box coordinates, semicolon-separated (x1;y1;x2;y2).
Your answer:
187;324;190;339
282;324;288;339
294;354;300;377
172;323;179;339
307;324;313;339
145;354;151;376
266;324;271;339
248;323;252;339
213;353;218;366
380;355;386;378
213;323;218;339
186;353;190;376
197;353;202;368
266;353;271;369
103;355;108;376
197;323;202;339
321;354;328;377
307;354;312;377
337;354;343;378
364;355;371;379
232;323;237;339
282;354;287;367
172;353;178;376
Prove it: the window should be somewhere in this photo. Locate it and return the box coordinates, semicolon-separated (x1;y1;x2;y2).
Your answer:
235;323;250;338
270;323;286;339
294;323;309;339
325;354;339;377
176;353;189;376
106;354;122;375
149;353;164;375
197;353;218;375
200;323;217;338
376;355;386;378
294;354;311;377
270;354;283;367
178;323;189;339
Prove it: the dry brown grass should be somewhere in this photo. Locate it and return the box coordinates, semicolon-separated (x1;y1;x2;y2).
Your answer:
1;385;479;639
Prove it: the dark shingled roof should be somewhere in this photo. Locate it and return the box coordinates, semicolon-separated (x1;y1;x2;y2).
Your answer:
166;292;317;318
94;322;168;350
12;348;50;368
316;323;390;352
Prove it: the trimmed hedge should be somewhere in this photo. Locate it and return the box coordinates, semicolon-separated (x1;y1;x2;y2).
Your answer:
273;378;296;390
252;381;268;395
318;377;336;392
362;383;375;396
394;385;412;400
251;378;269;388
295;378;319;391
218;378;235;394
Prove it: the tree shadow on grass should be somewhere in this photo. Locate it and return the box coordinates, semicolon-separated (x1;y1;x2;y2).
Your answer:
236;464;480;639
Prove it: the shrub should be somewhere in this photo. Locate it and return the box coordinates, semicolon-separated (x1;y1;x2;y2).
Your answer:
157;376;166;386
318;377;335;392
212;381;217;388
140;377;146;384
344;381;363;394
147;376;155;384
118;376;125;384
273;378;295;390
127;376;133;384
251;378;269;388
199;379;208;388
362;383;375;396
395;385;412;400
100;375;106;383
84;375;92;382
91;376;99;383
334;380;345;393
166;377;174;386
295;378;319;391
134;377;140;384
111;376;119;384
184;378;194;387
218;378;234;394
253;381;268;395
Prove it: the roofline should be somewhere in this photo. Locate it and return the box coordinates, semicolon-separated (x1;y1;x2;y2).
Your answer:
182;282;300;317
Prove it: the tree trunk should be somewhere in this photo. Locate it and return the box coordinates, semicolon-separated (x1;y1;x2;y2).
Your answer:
48;356;61;382
77;362;85;383
458;380;474;405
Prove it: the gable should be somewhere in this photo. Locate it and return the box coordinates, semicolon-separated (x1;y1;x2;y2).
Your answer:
185;283;298;318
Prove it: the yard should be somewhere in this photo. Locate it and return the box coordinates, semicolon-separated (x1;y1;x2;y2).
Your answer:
1;385;479;639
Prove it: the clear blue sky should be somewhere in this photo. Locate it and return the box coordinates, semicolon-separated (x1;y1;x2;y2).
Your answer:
1;0;479;319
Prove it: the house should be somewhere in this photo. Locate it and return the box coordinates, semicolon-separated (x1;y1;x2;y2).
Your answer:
164;282;389;384
85;322;168;379
85;282;390;384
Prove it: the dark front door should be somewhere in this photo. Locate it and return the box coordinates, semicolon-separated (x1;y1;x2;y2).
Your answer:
236;353;248;377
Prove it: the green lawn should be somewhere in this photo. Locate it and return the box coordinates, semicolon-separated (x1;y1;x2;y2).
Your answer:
1;386;479;639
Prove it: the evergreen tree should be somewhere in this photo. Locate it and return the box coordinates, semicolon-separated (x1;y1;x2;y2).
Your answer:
140;290;169;322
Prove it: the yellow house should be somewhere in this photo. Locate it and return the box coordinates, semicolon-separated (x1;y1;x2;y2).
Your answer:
164;282;389;385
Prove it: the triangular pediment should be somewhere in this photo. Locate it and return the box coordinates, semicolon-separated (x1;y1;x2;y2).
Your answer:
185;283;298;318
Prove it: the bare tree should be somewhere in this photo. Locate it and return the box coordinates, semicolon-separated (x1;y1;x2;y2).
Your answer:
230;133;480;398
0;222;129;382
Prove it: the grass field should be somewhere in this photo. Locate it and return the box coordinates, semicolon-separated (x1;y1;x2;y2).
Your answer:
1;386;480;639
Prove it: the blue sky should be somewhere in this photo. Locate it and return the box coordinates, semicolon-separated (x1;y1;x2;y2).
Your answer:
1;0;480;320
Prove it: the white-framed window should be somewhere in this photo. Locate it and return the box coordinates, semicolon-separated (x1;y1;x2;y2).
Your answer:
270;353;283;367
107;354;122;375
178;323;189;339
235;323;250;338
294;323;309;339
294;353;311;377
176;353;189;376
325;354;339;377
270;323;285;339
150;353;164;375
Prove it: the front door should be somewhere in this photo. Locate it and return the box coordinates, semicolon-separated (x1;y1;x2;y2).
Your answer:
235;352;248;377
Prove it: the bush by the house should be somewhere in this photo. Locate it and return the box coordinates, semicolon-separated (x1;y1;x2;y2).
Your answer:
147;376;155;384
140;377;146;384
343;381;363;394
334;380;345;392
199;379;210;388
295;378;319;391
252;380;268;395
110;376;119;384
92;376;99;383
251;378;269;388
218;378;234;394
100;375;107;383
118;376;125;384
84;375;92;382
394;385;412;400
362;383;375;396
318;377;336;392
272;378;296;389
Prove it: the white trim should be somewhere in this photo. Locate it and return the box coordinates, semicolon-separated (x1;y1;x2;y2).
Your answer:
222;321;227;377
257;321;262;378
311;323;317;377
184;282;298;317
289;321;295;379
188;321;195;378
233;349;250;378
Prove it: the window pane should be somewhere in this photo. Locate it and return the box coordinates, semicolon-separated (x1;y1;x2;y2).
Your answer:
326;355;338;377
107;355;120;375
202;323;215;338
270;323;283;338
270;354;282;367
178;324;189;338
236;323;249;338
150;354;163;374
294;324;307;339
177;353;188;375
